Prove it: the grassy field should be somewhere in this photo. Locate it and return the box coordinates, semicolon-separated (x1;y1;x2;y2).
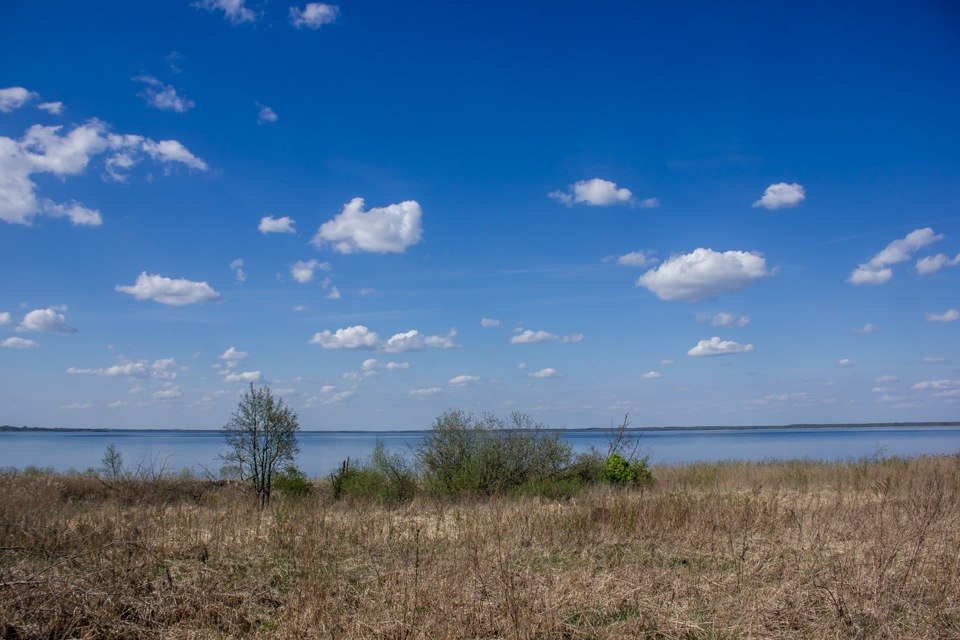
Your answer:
2;454;959;639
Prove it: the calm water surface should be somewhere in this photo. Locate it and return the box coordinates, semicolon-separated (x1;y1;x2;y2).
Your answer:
2;426;958;478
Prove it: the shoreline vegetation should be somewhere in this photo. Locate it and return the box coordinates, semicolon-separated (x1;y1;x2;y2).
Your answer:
3;420;960;433
2;453;958;638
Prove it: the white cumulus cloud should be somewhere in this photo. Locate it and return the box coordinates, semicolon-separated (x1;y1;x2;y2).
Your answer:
289;3;339;28
410;387;442;396
309;325;381;349
259;215;296;233
838;358;854;368
219;347;249;363
0;312;11;325
37;102;63;115
383;329;458;353
638;248;770;302
926;309;959;323
853;323;877;334
1;120;206;225
510;330;556;344
696;312;750;327
17;308;75;333
67;358;179;379
687;337;755;357
850;227;943;285
256;103;278;124
916;253;960;275
194;0;256;24
223;370;262;383
134;76;195;113
115;272;221;306
529;368;558;378
0;87;38;112
312;197;422;254
2;337;39;349
549;178;634;206
290;259;331;283
480;318;502;328
616;251;653;267
752;182;805;209
449;375;481;387
641;371;663;379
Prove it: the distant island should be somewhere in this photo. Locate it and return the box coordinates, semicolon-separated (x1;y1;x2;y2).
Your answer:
3;421;959;433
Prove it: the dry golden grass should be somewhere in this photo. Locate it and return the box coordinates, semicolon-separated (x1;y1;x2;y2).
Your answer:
2;455;960;639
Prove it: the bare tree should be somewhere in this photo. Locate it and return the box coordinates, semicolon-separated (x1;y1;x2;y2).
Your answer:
221;383;300;507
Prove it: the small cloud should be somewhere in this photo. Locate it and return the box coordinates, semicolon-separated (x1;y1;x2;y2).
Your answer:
223;370;262;383
875;375;899;383
291;259;331;284
312;198;423;254
2;337;39;349
838;358;854;368
259;216;296;234
687;337;755;357
696;312;750;328
17;308;76;334
638;198;660;209
510;330;556;344
154;384;182;400
912;379;960;391
560;333;584;343
849;227;943;286
660;359;675;366
0;87;37;112
37;101;64;115
309;325;380;350
0;312;10;325
529;368;558;378
752;182;805;210
256;103;278;124
927;309;959;323
194;0;256;24
382;329;458;353
230;258;246;282
115;272;221;306
480;318;502;329
324;286;341;300
66;358;180;379
449;375;481;387
289;2;339;28
638;248;770;302
922;357;947;364
853;323;877;334
616;251;653;267
517;362;527;370
134;75;195;113
641;371;663;379
219;347;249;362
410;387;442;396
549;178;634;207
916;253;960;275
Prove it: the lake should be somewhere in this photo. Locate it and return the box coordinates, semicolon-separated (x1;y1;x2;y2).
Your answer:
2;425;959;478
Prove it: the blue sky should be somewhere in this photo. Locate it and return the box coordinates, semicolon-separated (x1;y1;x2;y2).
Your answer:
1;0;958;430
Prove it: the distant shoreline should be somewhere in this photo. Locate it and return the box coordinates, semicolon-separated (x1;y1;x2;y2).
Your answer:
3;421;959;434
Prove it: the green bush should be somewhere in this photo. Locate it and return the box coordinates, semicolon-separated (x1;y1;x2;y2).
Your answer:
330;441;418;503
272;464;312;498
601;453;654;487
416;410;574;497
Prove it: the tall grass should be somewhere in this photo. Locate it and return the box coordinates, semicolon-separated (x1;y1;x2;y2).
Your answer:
2;454;959;638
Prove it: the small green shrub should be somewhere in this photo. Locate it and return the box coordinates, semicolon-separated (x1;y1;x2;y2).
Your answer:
272;464;312;498
330;442;418;503
601;454;654;487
